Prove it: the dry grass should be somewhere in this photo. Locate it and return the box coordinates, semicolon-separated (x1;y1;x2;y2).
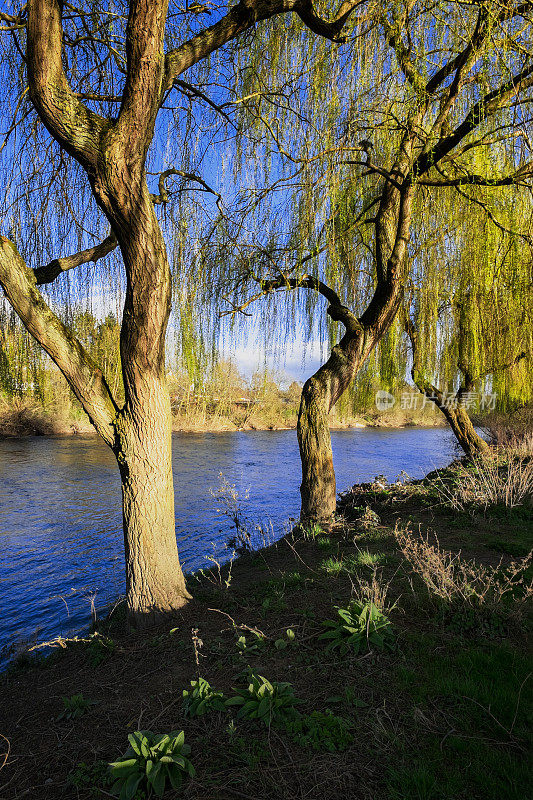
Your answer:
349;568;394;614
0;396;94;437
431;455;533;512
480;407;533;456
0;397;58;436
395;524;533;611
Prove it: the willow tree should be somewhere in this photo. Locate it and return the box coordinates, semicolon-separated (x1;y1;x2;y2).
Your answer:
402;189;533;458
207;0;533;519
0;0;360;622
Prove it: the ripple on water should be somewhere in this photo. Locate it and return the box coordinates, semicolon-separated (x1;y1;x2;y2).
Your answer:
0;427;454;662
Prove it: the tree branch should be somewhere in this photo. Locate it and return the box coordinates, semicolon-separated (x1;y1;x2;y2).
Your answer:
150;169;223;212
413;62;533;178
162;0;359;98
174;79;233;123
115;0;168;160
223;272;363;332
27;0;107;170
416;161;533;187
33;233;118;286
0;236;118;446
295;0;362;43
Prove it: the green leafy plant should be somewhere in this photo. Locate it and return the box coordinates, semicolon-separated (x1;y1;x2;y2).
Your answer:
235;630;266;655
283;711;354;752
274;628;297;650
109;730;194;800
182;677;225;717
320;600;394;655
87;633;116;666
225;671;302;726
57;693;96;720
300;522;323;540
260;591;287;615
326;686;369;709
317;535;333;550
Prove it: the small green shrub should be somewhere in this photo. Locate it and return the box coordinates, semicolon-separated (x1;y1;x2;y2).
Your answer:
283;710;354;752
109;730;194;800
182;677;225;717
319;557;345;575
317;535;333;550
228;735;270;769
260;591;288;615
326;687;369;709
225;671;301;726
320;600;394;655
58;693;96;720
300;522;323;540
355;549;385;567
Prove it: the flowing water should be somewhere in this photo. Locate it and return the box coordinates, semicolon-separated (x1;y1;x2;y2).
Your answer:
0;427;455;661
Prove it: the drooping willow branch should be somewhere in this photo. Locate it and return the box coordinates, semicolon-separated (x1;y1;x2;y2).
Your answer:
31;167;224;287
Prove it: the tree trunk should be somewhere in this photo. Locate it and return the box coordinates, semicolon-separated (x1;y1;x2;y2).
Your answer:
115;394;190;623
93;151;193;621
297;374;337;522
297;333;366;521
440;403;491;459
404;311;492;461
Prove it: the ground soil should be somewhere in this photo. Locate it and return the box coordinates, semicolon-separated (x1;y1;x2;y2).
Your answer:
1;466;530;800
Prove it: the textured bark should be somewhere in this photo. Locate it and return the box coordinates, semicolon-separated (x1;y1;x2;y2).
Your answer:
115;397;191;623
90;104;192;618
297;174;415;521
441;403;491;459
298;333;365;521
21;0;193;621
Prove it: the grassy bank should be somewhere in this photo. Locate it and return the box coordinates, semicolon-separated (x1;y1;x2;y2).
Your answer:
0;397;95;437
0;395;444;437
1;455;531;799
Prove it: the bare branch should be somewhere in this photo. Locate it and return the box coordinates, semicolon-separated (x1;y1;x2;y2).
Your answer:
150;169;223;212
0;236;118;445
0;5;27;30
223;272;363;332
174;79;232;123
295;0;362;43
417;161;533;187
163;0;359;98
33;233;118;285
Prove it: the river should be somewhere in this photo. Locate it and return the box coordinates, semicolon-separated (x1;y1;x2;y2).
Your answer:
0;427;455;661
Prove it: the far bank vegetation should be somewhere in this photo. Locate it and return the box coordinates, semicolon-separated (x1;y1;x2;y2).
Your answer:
0;310;446;436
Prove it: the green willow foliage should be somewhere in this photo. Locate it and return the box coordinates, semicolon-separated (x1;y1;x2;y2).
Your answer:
0;2;531;404
176;1;532;405
0;308;46;400
405;183;533;411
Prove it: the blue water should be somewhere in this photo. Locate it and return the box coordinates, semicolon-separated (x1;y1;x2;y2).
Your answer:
0;427;455;659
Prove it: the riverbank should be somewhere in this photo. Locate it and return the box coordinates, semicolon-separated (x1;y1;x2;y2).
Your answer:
171;408;446;432
0;397;445;437
2;456;531;799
